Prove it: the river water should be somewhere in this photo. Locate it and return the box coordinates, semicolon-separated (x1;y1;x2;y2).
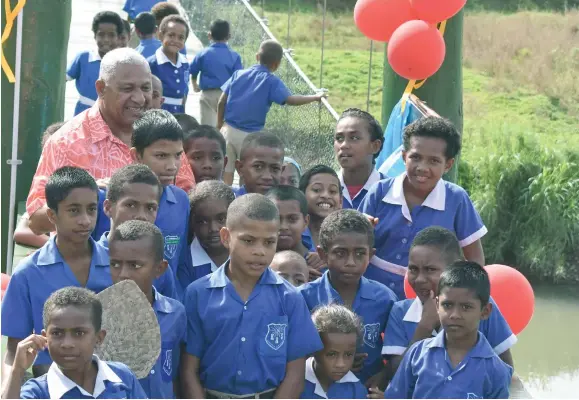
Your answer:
512;284;579;397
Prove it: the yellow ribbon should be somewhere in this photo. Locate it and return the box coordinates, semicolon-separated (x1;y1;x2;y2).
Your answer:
1;0;27;83
400;20;447;113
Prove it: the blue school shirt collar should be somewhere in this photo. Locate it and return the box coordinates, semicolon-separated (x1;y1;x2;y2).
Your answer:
155;47;187;67
320;270;376;302
207;261;284;288
46;355;122;399
88;49;101;63
162;185;177;204
427;330;496;359
37;236;108;267
140;37;159;45
382;172;446;221
252;64;272;74
190;237;219;272
304;357;360;399
210;42;229;48
339;168;382;205
152;286;178;314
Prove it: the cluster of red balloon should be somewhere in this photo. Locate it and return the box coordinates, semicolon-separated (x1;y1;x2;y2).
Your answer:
354;0;467;80
403;264;535;335
1;273;9;301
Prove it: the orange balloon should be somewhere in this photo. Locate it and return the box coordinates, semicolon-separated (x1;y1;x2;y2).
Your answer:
410;0;466;24
387;20;446;80
484;264;535;335
354;0;417;42
1;273;9;291
404;272;417;299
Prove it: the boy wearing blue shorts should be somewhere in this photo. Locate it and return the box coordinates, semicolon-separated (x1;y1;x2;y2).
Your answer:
67;11;124;115
383;262;513;399
1;167;112;378
359;117;487;299
217;40;325;185
382;227;516;374
181;194;323;398
299;209;398;388
3;287;146;399
109;220;186;398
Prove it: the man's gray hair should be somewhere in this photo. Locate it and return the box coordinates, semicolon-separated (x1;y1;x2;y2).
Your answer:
99;48;150;83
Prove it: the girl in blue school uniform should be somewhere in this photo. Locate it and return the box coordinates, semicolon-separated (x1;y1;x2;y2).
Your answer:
299;209;398;388
67;11;124;116
358;117;487;299
334;108;385;210
148;14;190;114
301;304;368;399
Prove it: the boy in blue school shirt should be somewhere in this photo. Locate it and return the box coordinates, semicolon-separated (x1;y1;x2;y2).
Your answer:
148;15;190;114
217;39;326;185
181;194;323;398
177;180;235;294
190;19;243;127
382;227;516;375
150;0;187;58
299;209;398;388
183;125;227;182
134;11;162;58
131;109;190;293
335;108;385;210
1;167;112;378
109;220;186;399
3;287;146;399
358;117;487;299
382;262;513;399
99;163;178;300
67;11;124;116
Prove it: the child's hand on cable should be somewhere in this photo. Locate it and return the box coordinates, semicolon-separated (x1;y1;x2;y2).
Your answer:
14;334;47;372
368;386;385;399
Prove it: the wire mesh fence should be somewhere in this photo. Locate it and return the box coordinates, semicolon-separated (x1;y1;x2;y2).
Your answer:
180;0;340;169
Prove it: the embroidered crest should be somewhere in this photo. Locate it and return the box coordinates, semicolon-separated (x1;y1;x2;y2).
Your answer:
363;323;381;348
265;323;287;350
164;235;180;260
163;349;173;376
466;393;481;399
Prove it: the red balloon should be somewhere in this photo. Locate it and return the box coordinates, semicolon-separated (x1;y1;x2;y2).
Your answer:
0;289;5;302
404;273;417;299
387;20;446;80
354;0;417;42
1;273;9;291
485;264;535;335
410;0;466;24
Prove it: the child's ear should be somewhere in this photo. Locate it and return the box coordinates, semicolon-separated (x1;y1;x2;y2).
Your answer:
220;226;231;249
444;158;455;174
155;259;169;279
96;329;107;345
160;96;165;106
480;301;492;321
103;199;112;218
95;79;106;98
316;246;328;263
371;139;382;156
369;247;376;259
46;208;57;226
401;150;407;164
223;155;228;171
130;147;139;162
303;214;310;230
235;159;243;175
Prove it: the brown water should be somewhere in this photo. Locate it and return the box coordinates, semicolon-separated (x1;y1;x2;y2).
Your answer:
512;285;579;397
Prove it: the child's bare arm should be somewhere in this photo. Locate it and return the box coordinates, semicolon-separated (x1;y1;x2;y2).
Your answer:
180;353;205;398
462;239;485;267
14;215;48;248
285;93;326;106
191;74;200;92
275;358;306;398
2;335;47;399
217;92;228;129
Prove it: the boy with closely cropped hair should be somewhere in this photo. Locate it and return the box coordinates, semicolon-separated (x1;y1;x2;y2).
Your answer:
183;125;227;182
134;11;162;58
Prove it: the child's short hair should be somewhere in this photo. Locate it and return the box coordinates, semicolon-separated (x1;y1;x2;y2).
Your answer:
437;261;491;307
226;193;279;228
159;14;189;38
173;113;200;133
312;304;363;340
184;125;226;155
319;209;374;251
258;40;284;66
338;108;384;160
403;117;462;160
210;19;230;41
151;2;180;26
122;20;131;35
135;12;156;35
107;164;162;203
239;132;284;161
92;11;124;36
45;167;98;212
132;109;184;155
273;250;307;266
43;287;102;331
110;220;164;262
298;164;342;194
266;185;308;217
41;121;66;148
411;226;463;264
189;180;235;213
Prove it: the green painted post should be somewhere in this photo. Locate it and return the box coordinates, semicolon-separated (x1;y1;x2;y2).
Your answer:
1;0;71;272
381;10;464;182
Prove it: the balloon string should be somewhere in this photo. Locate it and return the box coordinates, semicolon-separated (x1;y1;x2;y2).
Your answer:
1;0;27;83
400;19;447;113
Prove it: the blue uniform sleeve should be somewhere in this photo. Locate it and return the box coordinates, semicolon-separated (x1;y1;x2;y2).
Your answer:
269;76;291;105
486;361;513;399
190;52;202;77
382;303;410;357
184;286;206;358
155;268;178;300
481;298;517;355
357;181;383;218
454;187;487;247
221;76;233;94
123;0;132;13
176;245;193;300
384;343;418;399
1;266;33;339
232;53;243;72
66;52;83;80
126;368;148;399
286;291;323;361
20;378;47;399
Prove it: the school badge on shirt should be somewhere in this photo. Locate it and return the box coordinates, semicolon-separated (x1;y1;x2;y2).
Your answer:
163;349;173;376
363;323;381;348
265;323;287;350
164;236;180;260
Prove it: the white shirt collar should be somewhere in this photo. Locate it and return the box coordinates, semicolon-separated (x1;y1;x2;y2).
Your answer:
88;50;101;63
304;357;360;399
402;298;438;335
155;47;187;67
46;355;122;399
339;168;382;205
382;172;446;221
190;237;218;272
